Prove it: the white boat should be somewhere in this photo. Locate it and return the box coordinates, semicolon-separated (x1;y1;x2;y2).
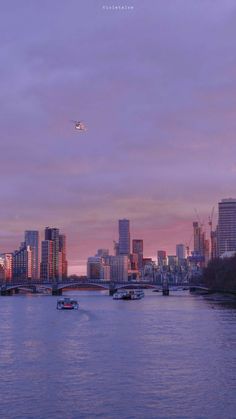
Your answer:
113;290;129;300
113;290;144;300
57;297;79;310
129;290;145;300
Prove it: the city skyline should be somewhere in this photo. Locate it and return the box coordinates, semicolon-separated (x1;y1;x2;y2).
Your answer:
1;1;236;274
0;197;232;275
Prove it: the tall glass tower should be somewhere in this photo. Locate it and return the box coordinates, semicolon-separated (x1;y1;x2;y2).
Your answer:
24;230;39;279
118;219;130;255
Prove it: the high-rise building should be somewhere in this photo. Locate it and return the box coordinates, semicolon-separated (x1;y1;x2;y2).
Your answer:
176;244;186;262
113;241;119;256
25;231;39;279
0;253;13;281
40;227;63;280
0;255;5;280
40;240;54;280
143;258;155;280
193;222;205;256
87;256;110;280
118;219;130;255
192;221;211;267
217;198;236;256
4;253;13;281
168;255;178;268
13;244;32;280
59;234;68;279
211;230;218;259
44;227;60;279
157;250;167;267
132;239;143;269
129;253;139;271
204;239;210;265
108;255;128;281
100;264;110;281
96;249;109;258
87;257;102;279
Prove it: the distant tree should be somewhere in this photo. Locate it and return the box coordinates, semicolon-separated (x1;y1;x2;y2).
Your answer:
203;255;236;291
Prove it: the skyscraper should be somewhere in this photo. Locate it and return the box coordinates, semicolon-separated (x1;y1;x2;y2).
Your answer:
118;219;130;255
192;222;210;267
176;244;186;262
41;227;60;280
59;234;68;279
40;240;54;280
193;222;205;256
132;239;143;269
217;198;236;256
25;231;39;279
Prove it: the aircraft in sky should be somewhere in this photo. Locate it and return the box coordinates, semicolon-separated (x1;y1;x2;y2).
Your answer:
71;120;87;131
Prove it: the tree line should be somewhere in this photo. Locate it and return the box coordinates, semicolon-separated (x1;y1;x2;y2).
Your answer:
202;255;236;291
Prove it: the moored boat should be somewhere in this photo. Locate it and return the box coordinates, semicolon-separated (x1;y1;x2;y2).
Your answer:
57;297;79;310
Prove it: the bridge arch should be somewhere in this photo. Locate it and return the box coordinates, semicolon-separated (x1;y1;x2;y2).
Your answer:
57;282;110;291
115;283;161;291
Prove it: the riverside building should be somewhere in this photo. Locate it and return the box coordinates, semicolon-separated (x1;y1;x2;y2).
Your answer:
0;253;13;281
13;243;32;280
217;198;236;256
87;256;110;280
25;230;39;280
40;227;67;280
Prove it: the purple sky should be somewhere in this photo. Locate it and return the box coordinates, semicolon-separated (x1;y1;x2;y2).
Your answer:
1;0;236;274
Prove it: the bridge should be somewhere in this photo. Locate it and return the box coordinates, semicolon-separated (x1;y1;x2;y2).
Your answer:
0;278;189;296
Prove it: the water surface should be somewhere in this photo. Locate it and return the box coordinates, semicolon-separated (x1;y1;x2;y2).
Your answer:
0;290;236;419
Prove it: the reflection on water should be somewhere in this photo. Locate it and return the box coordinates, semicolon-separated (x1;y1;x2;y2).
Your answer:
0;290;236;419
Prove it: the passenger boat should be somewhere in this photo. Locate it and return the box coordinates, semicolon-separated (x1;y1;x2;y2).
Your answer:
129;290;144;300
57;297;79;310
113;290;129;300
113;290;144;300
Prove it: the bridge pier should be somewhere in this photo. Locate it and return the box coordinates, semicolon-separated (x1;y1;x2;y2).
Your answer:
162;279;169;296
109;282;117;296
52;285;62;296
0;286;13;296
30;286;37;294
1;287;7;296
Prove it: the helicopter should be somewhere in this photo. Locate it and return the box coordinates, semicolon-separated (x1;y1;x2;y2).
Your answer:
71;120;87;131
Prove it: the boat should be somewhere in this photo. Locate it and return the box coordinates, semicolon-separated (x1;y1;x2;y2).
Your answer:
129;290;145;300
113;290;144;300
113;290;129;300
57;297;79;310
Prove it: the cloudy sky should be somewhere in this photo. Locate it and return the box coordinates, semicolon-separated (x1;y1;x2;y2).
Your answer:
1;0;236;273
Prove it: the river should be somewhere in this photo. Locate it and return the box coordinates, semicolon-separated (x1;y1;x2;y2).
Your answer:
0;289;236;419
